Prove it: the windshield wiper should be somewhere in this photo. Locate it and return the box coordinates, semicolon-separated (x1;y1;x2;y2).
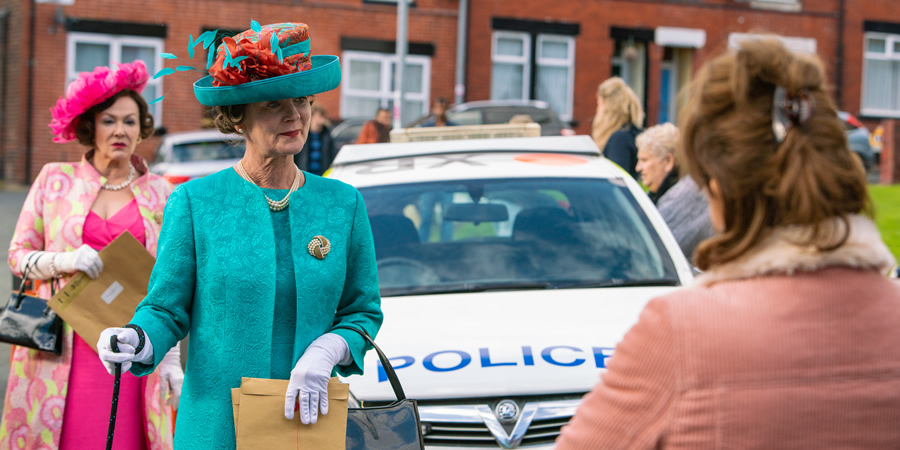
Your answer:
382;281;552;297
555;278;680;289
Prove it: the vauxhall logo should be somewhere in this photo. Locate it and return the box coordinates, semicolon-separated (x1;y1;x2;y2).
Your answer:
477;400;538;449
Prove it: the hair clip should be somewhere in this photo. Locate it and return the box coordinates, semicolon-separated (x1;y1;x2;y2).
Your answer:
772;86;815;144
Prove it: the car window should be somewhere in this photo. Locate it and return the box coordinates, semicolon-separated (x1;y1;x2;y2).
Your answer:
361;177;679;296
483;107;555;126
171;140;245;162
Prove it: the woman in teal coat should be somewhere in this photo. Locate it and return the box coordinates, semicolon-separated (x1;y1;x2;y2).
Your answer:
96;22;382;448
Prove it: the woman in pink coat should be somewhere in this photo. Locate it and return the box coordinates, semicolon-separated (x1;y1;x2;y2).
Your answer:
556;38;900;449
2;61;179;449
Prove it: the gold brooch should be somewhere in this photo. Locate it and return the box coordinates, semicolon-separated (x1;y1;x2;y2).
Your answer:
307;235;331;260
154;212;164;224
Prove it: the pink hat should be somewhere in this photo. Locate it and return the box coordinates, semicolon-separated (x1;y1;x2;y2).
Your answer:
49;60;149;143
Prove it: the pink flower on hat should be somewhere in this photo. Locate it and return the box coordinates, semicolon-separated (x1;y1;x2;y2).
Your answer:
48;60;149;144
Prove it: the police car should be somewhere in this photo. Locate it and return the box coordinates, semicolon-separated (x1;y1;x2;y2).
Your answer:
328;125;694;449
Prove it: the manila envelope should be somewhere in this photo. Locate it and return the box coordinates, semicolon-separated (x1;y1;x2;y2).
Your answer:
48;231;155;353
234;377;349;450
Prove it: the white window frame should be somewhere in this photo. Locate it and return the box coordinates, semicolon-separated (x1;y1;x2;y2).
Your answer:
490;31;531;101
861;32;900;118
535;34;576;121
340;50;431;122
66;32;165;123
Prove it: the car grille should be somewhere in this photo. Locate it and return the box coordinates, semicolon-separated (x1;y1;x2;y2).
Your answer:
417;396;582;448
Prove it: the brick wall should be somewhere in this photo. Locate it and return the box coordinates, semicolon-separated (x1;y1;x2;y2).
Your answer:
6;0;459;184
467;0;841;136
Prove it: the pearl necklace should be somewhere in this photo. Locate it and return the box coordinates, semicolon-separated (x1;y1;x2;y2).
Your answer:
102;163;136;191
235;161;301;212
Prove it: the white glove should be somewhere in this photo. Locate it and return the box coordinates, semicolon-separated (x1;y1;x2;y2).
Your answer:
284;333;351;424
159;344;184;409
19;245;103;280
97;327;154;374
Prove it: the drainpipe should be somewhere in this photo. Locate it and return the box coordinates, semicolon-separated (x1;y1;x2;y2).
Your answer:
0;8;9;181
835;0;845;109
25;0;37;183
454;0;468;105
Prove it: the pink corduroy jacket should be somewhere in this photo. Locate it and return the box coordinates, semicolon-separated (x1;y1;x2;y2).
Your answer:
556;215;900;449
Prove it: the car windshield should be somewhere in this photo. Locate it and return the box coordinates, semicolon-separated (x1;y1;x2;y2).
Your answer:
169;140;245;163
360;177;679;297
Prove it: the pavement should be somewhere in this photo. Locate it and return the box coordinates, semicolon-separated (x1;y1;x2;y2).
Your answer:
0;189;29;412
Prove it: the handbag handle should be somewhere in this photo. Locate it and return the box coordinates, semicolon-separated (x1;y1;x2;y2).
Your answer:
13;253;58;313
12;254;39;309
331;325;407;402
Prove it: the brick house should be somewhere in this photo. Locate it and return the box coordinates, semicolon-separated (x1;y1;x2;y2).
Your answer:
0;0;461;183
1;0;897;184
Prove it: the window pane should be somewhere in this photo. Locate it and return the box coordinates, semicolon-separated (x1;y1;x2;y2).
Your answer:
349;60;381;91
401;99;424;126
141;84;160;119
404;64;424;94
868;38;887;53
122;46;157;73
536;65;569;117
389;62;424;94
894;41;900;54
75;42;110;72
491;63;524;100
345;96;383;119
540;40;568;60
863;59;895;110
496;37;524;57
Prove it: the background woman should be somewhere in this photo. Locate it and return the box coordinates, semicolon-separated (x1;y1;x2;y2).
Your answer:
4;61;180;449
557;39;900;448
635;123;713;258
293;104;336;176
97;22;383;449
592;77;644;178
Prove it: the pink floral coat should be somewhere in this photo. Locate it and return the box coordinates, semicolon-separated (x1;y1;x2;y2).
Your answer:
2;152;175;449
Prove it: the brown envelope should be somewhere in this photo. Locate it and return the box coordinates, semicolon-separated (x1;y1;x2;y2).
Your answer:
48;231;155;353
233;377;349;450
232;388;241;437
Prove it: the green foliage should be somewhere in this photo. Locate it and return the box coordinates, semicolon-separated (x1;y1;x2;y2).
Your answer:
870;185;900;262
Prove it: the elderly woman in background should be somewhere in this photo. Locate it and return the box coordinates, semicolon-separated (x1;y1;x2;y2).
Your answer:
592;77;644;178
557;38;900;449
635;123;714;258
97;22;382;449
4;61;180;449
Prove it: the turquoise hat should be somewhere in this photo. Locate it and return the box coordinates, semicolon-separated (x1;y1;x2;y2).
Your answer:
194;54;341;106
154;21;340;107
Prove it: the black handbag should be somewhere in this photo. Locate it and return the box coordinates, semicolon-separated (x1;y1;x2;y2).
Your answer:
0;254;63;354
332;325;425;450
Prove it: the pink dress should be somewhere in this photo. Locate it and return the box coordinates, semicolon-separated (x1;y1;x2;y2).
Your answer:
59;199;148;450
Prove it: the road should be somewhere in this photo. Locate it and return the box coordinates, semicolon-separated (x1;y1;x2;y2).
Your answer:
0;188;28;412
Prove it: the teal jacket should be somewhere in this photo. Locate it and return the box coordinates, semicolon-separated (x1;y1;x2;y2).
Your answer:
130;169;383;449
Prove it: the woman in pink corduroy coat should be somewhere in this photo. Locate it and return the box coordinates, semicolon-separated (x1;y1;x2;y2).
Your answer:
556;38;900;449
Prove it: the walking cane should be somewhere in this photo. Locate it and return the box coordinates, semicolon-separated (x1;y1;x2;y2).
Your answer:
106;324;145;450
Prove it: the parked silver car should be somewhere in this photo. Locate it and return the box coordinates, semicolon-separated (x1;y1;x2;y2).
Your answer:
149;129;245;185
838;111;875;171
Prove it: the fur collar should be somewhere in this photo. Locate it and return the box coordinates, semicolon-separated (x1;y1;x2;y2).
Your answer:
694;215;896;287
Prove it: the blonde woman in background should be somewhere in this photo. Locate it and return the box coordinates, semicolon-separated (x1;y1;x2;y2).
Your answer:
592;77;644;178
